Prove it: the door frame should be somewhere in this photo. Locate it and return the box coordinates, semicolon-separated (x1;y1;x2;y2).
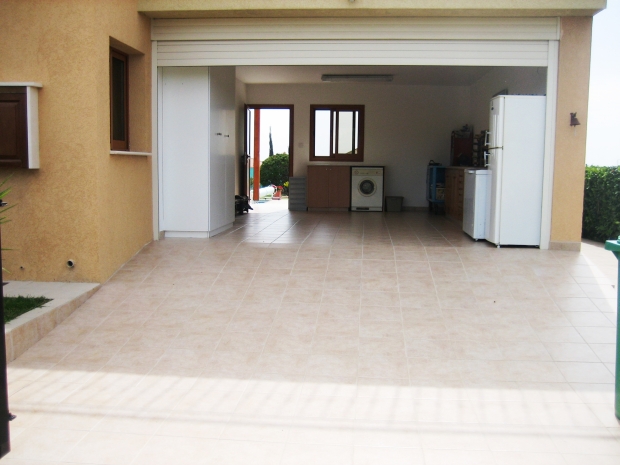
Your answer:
243;104;294;197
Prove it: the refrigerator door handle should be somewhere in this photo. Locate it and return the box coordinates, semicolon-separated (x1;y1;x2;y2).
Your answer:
484;151;490;167
485;130;491;146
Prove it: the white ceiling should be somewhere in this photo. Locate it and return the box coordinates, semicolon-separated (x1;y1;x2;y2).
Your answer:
236;65;495;86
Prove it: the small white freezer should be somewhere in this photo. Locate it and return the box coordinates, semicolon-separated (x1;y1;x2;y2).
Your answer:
463;169;489;240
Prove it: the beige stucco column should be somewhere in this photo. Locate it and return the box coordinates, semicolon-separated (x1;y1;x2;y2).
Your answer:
550;17;593;251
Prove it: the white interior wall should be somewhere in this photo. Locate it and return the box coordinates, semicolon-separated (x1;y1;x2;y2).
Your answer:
235;80;247;195
208;67;236;234
469;67;547;132
246;83;471;208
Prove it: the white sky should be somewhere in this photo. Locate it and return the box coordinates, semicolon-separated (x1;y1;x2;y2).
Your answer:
586;0;620;166
258;109;290;161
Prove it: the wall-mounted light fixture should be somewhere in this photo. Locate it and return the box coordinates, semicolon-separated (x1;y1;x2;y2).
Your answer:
570;112;581;126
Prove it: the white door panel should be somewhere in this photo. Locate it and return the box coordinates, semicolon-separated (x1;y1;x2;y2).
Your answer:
161;67;210;233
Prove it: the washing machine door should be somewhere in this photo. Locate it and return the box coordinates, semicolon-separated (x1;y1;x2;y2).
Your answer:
358;179;377;196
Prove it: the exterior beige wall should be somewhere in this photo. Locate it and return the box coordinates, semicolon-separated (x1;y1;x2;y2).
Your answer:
0;0;152;283
138;0;605;18
550;17;593;247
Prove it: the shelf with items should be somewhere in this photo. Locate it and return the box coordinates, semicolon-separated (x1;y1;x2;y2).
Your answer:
472;130;488;168
450;125;473;167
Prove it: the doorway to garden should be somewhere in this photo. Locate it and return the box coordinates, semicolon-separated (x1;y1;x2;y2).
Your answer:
244;105;294;208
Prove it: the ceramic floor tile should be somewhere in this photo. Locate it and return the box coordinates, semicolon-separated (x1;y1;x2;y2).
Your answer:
62;431;150;465
423;449;497;465
353;446;425;465
287;422;354;445
352;421;421;448
8;211;618;464
544;343;600;362
10;427;88;461
556;362;615;383
209;439;285;465
131;435;218;465
491;451;567;465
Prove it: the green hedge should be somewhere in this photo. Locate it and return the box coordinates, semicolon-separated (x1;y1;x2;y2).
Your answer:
582;166;620;243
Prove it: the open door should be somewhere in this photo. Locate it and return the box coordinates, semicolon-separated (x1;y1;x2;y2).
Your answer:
244;105;294;202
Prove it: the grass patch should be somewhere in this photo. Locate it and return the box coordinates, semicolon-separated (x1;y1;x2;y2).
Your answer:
4;296;52;323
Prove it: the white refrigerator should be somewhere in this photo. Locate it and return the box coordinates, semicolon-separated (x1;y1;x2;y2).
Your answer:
485;95;546;247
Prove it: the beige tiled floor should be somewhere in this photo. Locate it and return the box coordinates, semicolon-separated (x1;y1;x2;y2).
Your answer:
6;211;619;464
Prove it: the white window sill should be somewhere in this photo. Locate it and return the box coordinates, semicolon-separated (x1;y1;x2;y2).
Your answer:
110;150;152;157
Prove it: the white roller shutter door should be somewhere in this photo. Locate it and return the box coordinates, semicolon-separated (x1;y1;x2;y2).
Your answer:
157;39;549;67
153;17;557;67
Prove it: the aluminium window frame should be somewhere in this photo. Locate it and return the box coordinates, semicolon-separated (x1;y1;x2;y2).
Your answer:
309;104;364;162
110;48;129;151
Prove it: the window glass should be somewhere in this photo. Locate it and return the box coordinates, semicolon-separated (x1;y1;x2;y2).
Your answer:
314;109;331;157
337;111;354;155
354;111;359;154
310;105;364;161
111;56;126;142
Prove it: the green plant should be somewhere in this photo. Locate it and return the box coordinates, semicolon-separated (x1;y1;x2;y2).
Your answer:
0;176;13;225
259;153;289;187
582;165;620;243
4;296;51;323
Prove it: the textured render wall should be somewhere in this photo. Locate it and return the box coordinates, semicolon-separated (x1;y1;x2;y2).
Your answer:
0;1;152;283
0;1;101;282
94;2;153;282
550;17;593;245
138;0;606;18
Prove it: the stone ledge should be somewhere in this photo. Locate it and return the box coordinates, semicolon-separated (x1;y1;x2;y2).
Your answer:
4;283;100;362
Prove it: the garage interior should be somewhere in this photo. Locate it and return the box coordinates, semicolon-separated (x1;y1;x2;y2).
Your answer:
235;64;547;211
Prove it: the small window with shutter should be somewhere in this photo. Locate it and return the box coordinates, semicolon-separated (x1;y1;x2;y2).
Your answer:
110;49;129;150
0;84;40;169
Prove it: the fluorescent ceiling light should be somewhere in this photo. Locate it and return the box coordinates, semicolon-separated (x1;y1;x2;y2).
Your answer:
321;74;394;82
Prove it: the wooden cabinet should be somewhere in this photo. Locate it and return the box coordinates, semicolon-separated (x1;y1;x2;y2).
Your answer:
445;167;465;221
307;165;351;209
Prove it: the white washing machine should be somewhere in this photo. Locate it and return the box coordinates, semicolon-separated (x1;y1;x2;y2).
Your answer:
351;166;384;211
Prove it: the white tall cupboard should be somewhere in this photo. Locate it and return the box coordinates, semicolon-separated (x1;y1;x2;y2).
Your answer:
160;67;236;237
